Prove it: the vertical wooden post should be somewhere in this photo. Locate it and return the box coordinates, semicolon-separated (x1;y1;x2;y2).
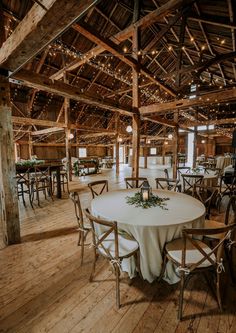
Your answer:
28;132;33;159
172;113;179;179
131;0;140;178
144;138;148;169
193;127;197;168
115;114;120;176
64;74;72;181
0;74;20;245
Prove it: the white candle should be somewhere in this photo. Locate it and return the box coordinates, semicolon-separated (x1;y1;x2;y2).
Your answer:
143;191;148;201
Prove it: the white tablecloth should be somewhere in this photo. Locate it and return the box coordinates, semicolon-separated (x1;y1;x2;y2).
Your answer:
91;189;205;284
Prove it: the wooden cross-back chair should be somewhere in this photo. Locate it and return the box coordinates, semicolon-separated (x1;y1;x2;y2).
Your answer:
163;168;181;192
125;177;148;189
84;208;140;309
218;175;236;202
181;174;204;196
32;166;53;206
177;166;191;180
204;167;222;177
88;180;108;199
155;178;180;192
15;170;34;208
194;185;219;219
204;195;236;282
160;223;236;320
70;191;91;265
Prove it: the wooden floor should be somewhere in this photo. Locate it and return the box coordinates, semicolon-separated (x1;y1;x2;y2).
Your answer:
0;165;236;333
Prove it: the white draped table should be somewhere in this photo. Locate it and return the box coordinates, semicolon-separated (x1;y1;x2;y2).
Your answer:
91;189;205;284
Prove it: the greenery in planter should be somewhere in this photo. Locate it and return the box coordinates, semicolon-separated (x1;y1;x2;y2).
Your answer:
126;192;169;209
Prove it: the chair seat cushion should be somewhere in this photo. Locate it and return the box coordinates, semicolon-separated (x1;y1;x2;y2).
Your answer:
166;238;215;268
98;232;139;258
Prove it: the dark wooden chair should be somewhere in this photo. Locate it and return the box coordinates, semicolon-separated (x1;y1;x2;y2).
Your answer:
194;185;219;219
177;166;191;180
88;180;108;199
155;177;180;192
159;223;236;320
204;195;236;282
15;170;34;208
52;169;69;194
84;208;140;309
70;191;91;265
31;166;53;206
163;168;181;192
218;175;236;203
181;174;204;196
125;177;148;189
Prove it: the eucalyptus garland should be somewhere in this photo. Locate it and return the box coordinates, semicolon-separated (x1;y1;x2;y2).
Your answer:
126;192;169;209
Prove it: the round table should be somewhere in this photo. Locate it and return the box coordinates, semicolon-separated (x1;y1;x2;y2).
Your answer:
91;189;205;284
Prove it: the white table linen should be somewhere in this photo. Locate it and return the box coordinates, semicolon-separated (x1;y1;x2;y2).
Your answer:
91;189;205;284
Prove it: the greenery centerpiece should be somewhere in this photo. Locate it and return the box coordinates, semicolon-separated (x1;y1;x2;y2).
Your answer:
126;191;169;209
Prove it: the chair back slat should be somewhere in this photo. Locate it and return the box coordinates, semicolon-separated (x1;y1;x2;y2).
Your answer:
84;208;119;260
177;167;191;180
155;177;179;191
70;191;84;228
182;174;204;196
182;224;236;273
88;180;108;199
125;177;148;189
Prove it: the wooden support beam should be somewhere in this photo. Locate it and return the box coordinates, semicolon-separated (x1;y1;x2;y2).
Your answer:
64;74;72;181
140;87;236;114
131;0;141;179
0;0;99;72
163;51;236;79
73;23;176;96
172;114;179;179
51;0;191;80
175;8;187;87
184;117;236;127
188;14;236;30
31;127;64;136
0;75;20;245
115;114;120;176
12;116;118;134
142;116;177;128
13;70;133;116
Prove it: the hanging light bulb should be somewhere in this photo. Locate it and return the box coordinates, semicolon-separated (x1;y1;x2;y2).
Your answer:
118;137;123;143
69;133;74;140
201;139;206;144
168;133;173;140
147;139;151;144
164;141;168;145
126;125;132;133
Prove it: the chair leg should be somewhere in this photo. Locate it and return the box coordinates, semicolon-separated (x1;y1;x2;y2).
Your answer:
178;274;185;320
77;230;82;246
216;271;223;311
225;247;236;284
115;265;120;309
90;247;97;282
80;232;85;266
135;250;143;279
158;252;167;282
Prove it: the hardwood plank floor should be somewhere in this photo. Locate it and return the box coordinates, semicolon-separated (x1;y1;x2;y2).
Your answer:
0;165;236;333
